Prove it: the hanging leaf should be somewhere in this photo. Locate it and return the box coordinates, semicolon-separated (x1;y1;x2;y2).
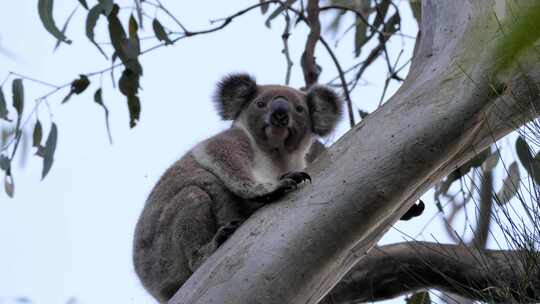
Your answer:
54;6;78;52
354;18;368;57
265;0;296;28
108;5;143;76
33;120;43;147
260;0;269;14
62;75;90;104
78;0;89;10
516;136;533;168
0;86;10;121
86;4;108;58
496;161;520;205
4;174;14;198
41;123;58;179
38;0;72;44
94;88;113;144
0;155;10;173
406;291;431;304
127;95;141;128
119;69;139;96
12;79;24;119
152;19;173;45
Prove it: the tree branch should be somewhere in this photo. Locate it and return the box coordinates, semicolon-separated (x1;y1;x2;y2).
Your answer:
321;242;540;303
170;1;540;303
301;0;321;87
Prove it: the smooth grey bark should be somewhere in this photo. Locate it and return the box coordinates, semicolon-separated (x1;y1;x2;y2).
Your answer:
170;1;540;303
321;242;539;304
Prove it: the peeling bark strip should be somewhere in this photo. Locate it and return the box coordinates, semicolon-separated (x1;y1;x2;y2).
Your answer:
322;242;539;303
171;1;540;303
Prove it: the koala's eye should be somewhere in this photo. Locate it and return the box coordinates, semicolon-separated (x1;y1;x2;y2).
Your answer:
256;101;266;108
296;105;304;113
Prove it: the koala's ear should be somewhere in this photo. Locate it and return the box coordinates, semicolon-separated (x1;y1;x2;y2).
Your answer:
214;73;258;120
307;85;343;136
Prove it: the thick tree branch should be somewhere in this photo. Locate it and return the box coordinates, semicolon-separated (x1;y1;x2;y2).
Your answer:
170;1;540;303
321;242;540;303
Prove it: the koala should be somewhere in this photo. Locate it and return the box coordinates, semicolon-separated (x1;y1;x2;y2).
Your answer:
133;73;343;303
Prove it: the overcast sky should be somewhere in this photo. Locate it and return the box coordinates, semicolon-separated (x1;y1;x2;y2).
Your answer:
0;1;461;303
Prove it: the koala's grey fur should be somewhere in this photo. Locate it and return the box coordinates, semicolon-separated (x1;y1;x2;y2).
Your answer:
133;74;342;303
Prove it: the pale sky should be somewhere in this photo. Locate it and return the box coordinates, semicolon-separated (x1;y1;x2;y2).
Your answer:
0;1;463;303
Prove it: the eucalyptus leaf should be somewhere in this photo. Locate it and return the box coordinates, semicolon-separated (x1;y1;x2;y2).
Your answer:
12;79;24;118
127;94;141;128
86;4;108;58
4;174;14;198
496;161;520;205
260;0;269;14
0;155;10;173
62;75;90;104
41;123;58;179
152;19;172;45
0;86;10;121
33;120;43;147
482;151;500;172
98;0;113;16
54;6;78;52
354;18;368;57
38;0;72;44
94;88;113;144
134;0;143;28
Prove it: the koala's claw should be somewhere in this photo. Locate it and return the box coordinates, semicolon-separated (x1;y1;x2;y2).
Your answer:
214;220;244;246
280;171;312;185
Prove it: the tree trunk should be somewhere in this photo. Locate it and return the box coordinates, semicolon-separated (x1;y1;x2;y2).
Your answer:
170;0;540;303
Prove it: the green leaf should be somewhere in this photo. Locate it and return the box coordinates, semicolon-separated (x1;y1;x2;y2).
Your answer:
406;291;431;304
41;123;58;179
62;75;90;104
129;14;138;39
86;4;108;59
38;0;72;44
0;86;10;121
494;2;540;73
78;0;89;10
134;0;143;29
54;6;78;52
127;94;141;128
0;155;10;173
4;174;14;198
265;0;296;28
33;120;43;147
152;19;172;45
354;18;368;57
94;88;113;144
516;136;533;167
496;161;520;205
12;79;24;118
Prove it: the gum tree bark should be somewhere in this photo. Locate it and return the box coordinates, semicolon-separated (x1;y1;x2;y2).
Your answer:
171;0;540;303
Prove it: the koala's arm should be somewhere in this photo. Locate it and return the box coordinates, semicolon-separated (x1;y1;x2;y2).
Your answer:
193;128;302;203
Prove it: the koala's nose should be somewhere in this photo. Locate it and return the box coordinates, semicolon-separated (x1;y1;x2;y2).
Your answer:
270;97;290;127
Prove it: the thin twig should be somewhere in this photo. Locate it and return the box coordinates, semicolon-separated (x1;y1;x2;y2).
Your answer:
281;8;293;85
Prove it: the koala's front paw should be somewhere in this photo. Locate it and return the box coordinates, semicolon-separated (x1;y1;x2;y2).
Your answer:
279;171;312;191
214;220;244;246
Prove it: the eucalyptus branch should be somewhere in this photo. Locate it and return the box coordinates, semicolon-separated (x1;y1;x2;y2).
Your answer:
301;0;321;87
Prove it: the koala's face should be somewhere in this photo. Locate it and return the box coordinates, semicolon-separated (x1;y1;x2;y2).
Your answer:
214;74;342;152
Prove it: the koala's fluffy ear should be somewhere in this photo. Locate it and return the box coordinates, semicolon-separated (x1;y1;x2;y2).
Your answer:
214;73;258;120
307;85;343;136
